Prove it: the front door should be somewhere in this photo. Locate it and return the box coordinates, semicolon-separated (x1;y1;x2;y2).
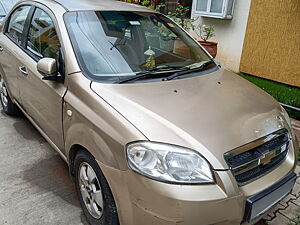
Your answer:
17;6;66;151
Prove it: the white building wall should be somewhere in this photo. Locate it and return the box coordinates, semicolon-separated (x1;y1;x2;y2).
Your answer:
191;0;252;72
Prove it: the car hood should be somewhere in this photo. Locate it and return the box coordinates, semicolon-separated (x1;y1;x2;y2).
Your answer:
91;69;286;169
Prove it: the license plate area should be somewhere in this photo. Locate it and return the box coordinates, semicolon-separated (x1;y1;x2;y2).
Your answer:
243;172;297;223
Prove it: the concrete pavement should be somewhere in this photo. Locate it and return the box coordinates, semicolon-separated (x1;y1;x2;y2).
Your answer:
0;109;87;225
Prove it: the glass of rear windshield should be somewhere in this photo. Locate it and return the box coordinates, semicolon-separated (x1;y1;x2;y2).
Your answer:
64;11;211;81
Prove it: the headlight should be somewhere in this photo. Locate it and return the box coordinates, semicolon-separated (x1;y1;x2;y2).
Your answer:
126;141;214;184
280;105;292;128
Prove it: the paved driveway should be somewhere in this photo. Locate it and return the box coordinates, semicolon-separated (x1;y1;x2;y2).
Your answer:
0;105;299;225
0;109;87;225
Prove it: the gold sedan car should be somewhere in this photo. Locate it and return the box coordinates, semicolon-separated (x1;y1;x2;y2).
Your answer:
0;0;298;225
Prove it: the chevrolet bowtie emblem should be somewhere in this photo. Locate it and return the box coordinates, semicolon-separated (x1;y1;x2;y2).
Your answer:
231;146;285;176
259;151;277;165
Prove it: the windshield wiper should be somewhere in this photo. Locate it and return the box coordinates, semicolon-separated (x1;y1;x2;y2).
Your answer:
109;38;127;50
165;60;216;81
117;65;188;84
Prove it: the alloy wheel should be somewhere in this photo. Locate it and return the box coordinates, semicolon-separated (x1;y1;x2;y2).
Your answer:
0;76;8;108
78;162;104;219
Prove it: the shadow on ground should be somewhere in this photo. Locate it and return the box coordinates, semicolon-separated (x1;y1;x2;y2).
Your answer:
22;154;78;206
13;115;46;143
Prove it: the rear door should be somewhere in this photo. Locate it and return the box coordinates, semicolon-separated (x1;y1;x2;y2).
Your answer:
17;6;67;151
0;5;32;103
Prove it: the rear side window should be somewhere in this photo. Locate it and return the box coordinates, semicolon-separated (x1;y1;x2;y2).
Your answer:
27;8;60;60
7;6;30;45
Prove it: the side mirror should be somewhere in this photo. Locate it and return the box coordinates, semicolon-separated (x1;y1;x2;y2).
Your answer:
37;58;62;82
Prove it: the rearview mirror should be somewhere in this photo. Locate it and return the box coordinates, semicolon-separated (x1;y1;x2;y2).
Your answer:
37;58;62;82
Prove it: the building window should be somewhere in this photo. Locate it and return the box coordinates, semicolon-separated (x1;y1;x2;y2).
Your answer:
193;0;235;19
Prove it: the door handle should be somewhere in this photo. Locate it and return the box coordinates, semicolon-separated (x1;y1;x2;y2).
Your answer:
19;66;28;76
0;46;3;52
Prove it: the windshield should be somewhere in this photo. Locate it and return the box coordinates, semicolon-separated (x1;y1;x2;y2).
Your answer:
64;11;212;81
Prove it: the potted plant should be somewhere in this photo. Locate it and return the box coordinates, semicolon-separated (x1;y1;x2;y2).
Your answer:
168;3;195;31
162;3;195;58
147;23;177;52
196;24;218;58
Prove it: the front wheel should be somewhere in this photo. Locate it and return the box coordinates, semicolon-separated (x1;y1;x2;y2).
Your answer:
74;151;119;225
0;75;19;115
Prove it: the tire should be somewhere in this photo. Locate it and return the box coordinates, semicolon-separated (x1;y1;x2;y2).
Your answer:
74;151;119;225
0;75;19;116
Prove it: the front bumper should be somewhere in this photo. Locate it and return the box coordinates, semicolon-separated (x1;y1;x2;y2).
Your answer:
98;139;297;225
243;172;296;223
101;167;245;225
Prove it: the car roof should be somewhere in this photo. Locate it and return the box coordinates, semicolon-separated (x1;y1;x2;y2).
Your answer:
50;0;155;13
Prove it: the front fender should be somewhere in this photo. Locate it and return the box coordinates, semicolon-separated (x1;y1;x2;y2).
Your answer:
63;73;147;170
64;121;119;169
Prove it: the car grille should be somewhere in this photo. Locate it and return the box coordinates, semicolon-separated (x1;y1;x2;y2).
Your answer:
224;129;290;185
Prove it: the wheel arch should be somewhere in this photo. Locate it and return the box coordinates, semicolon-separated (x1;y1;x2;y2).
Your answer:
67;141;119;178
68;144;88;177
0;65;13;99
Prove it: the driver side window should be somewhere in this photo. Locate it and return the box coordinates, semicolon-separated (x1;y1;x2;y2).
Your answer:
27;8;60;61
7;6;31;45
